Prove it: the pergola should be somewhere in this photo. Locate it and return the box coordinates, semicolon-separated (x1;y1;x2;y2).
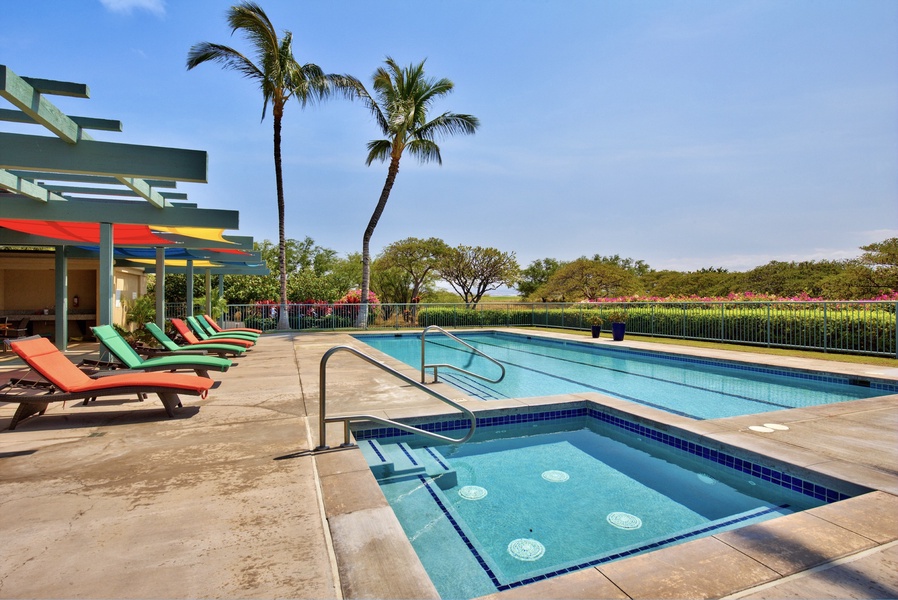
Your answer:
0;64;267;348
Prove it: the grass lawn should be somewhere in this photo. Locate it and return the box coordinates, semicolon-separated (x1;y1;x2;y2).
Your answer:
532;327;898;368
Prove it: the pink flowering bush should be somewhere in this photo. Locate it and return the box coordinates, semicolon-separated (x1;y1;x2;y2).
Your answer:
586;290;898;303
336;289;380;306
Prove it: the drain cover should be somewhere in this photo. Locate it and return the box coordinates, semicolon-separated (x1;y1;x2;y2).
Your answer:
697;473;718;485
541;470;570;482
607;512;643;530
763;423;790;431
508;538;545;561
458;485;488;500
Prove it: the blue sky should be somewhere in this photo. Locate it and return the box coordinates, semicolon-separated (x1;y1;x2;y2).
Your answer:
3;0;896;273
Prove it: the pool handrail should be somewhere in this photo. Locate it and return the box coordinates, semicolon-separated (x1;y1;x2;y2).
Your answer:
420;325;506;384
316;345;477;450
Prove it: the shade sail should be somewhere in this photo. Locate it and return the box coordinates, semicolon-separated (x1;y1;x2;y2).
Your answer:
0;218;176;245
151;226;234;244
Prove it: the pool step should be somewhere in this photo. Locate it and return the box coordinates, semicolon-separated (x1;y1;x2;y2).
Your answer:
360;440;457;490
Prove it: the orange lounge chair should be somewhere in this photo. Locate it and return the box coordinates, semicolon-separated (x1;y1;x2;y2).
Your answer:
1;337;213;430
203;314;263;335
170;318;254;349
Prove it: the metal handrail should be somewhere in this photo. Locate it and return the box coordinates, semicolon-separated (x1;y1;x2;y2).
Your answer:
420;325;506;384
316;345;477;450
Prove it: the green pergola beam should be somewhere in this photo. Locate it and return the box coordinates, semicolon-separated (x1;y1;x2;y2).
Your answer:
8;171;178;189
0;169;67;202
36;184;188;201
1;65;83;144
0;108;122;132
1;196;238;228
20;76;90;98
0;132;208;182
116;176;166;207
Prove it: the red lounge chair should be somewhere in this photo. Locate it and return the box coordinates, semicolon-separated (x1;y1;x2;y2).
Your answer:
1;337;213;430
170;318;254;349
203;314;263;335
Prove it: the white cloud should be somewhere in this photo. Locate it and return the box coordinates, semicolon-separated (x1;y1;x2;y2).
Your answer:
99;0;165;16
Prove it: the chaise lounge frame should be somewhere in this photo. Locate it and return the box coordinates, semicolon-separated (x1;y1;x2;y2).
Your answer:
1;337;212;430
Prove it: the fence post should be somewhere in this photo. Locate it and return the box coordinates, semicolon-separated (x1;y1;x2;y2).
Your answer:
823;302;828;354
766;303;771;347
720;302;725;341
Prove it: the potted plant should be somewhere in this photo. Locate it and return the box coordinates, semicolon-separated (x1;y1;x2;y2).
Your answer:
607;309;628;341
585;311;604;338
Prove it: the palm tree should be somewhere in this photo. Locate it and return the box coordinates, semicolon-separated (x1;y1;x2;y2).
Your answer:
187;1;361;329
358;57;479;326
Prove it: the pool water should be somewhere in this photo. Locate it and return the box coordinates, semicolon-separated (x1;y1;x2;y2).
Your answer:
363;418;832;599
356;331;893;419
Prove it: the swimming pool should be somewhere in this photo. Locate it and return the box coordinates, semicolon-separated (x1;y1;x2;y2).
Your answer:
355;331;895;419
353;403;864;599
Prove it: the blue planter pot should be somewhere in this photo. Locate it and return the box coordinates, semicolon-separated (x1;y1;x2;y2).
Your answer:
611;322;626;341
590;325;602;338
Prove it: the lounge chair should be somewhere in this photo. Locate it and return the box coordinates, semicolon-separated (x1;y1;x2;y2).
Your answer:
202;314;262;335
2;337;213;429
196;315;260;339
170;318;254;349
186;316;258;343
91;325;232;378
144;322;247;358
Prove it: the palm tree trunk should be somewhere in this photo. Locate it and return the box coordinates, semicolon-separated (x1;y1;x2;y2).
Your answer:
273;108;289;330
359;157;400;327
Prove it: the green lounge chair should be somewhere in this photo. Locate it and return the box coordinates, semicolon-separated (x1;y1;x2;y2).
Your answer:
92;325;232;378
145;322;246;358
202;314;262;335
186;316;257;343
170;318;254;349
196;314;260;339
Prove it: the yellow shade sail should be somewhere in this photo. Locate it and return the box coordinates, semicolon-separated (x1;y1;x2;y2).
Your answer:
151;226;234;244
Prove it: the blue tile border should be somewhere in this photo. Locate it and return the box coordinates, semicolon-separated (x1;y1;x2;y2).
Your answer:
492;504;788;592
353;404;853;504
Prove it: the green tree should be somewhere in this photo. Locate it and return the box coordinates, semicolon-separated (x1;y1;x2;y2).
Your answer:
517;258;566;300
592;254;653;277
357;57;479;325
187;2;361;329
858;238;898;293
377;237;449;302
538;257;639;301
370;260;415;304
437;245;519;308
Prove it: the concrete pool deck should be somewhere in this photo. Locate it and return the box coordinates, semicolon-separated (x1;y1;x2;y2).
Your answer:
0;329;896;599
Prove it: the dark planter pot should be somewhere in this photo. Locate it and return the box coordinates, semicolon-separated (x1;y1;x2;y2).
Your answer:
611;322;626;341
590;325;602;338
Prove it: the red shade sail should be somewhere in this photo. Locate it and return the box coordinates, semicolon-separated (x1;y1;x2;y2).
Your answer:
0;219;177;245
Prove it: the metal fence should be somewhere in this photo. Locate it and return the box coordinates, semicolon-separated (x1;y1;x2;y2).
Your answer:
164;301;898;358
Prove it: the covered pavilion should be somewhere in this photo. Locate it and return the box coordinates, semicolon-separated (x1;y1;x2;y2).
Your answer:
0;64;267;348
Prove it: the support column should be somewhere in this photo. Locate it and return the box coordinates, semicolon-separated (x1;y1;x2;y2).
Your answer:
54;247;68;350
204;269;212;317
99;223;114;327
155;247;166;327
99;223;114;361
185;259;194;317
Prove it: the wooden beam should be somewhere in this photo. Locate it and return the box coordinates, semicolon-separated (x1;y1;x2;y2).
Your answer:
0;132;208;182
117;176;167;208
7;171;178;189
0;109;122;131
0;65;83;143
20;76;90;98
0;169;65;202
0;196;237;228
